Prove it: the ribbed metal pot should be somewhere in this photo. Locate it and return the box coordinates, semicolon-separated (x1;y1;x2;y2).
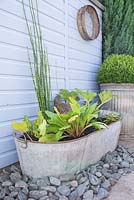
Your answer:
100;83;134;141
14;120;121;178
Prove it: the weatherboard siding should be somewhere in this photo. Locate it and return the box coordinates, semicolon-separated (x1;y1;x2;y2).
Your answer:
0;0;102;168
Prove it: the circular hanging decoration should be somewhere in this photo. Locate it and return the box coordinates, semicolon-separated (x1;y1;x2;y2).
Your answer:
77;5;100;41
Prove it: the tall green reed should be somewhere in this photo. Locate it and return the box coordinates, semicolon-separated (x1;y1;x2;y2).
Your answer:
22;0;51;117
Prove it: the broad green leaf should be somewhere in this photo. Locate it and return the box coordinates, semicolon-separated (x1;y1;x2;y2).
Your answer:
68;115;78;123
39;119;47;136
91;122;108;130
59;125;71;130
98;91;116;105
12;121;28;133
76;89;97;103
56;131;65;141
24;115;33;131
58;89;80;102
69;97;81;114
39;134;58;142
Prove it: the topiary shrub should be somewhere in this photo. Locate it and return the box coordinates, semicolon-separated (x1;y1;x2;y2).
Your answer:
97;54;134;83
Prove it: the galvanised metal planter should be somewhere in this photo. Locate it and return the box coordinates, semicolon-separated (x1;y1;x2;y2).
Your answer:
14;120;121;178
100;83;134;142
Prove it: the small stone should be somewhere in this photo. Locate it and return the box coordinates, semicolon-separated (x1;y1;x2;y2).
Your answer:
0;173;9;183
78;177;88;184
91;185;100;194
4;197;14;200
76;174;83;181
97;188;109;199
69;190;79;200
0;188;5;199
112;173;121;180
49;177;61;186
89;174;100;186
29;183;38;190
95;172;102;178
10;172;22;183
23;175;29;183
127;157;134;164
15;180;28;188
130;164;134;170
105;154;113;163
22;187;29;195
108;178;117;186
118;169;125;175
101;168;112;179
59;196;68;200
11;165;21;173
59;174;75;182
90;166;97;174
103;164;110;169
9;186;15;192
39;197;48;200
41;186;56;193
18;191;27;200
101;180;111;191
9;191;18;198
76;183;87;196
121;161;130;168
37;179;47;188
70;180;78;188
110;165;118;173
57;185;70;196
117;155;122;163
2;181;12;187
83;190;93;199
29;190;47;199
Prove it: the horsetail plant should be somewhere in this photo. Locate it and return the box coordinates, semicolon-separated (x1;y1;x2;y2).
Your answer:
22;0;51;117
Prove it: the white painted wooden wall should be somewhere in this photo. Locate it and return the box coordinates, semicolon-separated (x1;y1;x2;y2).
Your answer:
0;0;102;168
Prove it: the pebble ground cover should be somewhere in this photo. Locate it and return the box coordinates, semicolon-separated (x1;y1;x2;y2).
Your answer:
0;145;134;200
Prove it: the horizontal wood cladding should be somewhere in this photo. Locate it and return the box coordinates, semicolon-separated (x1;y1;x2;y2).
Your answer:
0;0;102;168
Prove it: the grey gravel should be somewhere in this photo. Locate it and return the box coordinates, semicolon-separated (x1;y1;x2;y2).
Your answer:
29;190;47;199
49;177;61;186
2;181;12;187
83;190;94;199
10;172;22;183
89;174;100;186
0;145;134;200
57;185;70;196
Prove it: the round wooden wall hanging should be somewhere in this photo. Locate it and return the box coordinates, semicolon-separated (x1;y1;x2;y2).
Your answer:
77;5;100;41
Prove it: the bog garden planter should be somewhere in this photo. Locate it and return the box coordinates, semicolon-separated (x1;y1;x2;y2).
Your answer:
100;83;134;141
14;120;121;178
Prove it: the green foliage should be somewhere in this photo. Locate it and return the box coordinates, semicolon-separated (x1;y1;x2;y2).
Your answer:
45;90;115;139
12;89;117;142
100;0;134;59
58;89;80;102
104;113;121;124
22;0;51;117
97;54;134;83
12;121;28;133
12;112;64;142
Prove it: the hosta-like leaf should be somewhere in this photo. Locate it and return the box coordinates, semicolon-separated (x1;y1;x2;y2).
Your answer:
56;131;65;141
58;89;80;102
76;89;97;103
24;115;33;131
12;121;28;133
39;119;47;136
68;115;78;123
99;91;116;105
69;97;81;114
39;134;58;142
92;122;108;130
